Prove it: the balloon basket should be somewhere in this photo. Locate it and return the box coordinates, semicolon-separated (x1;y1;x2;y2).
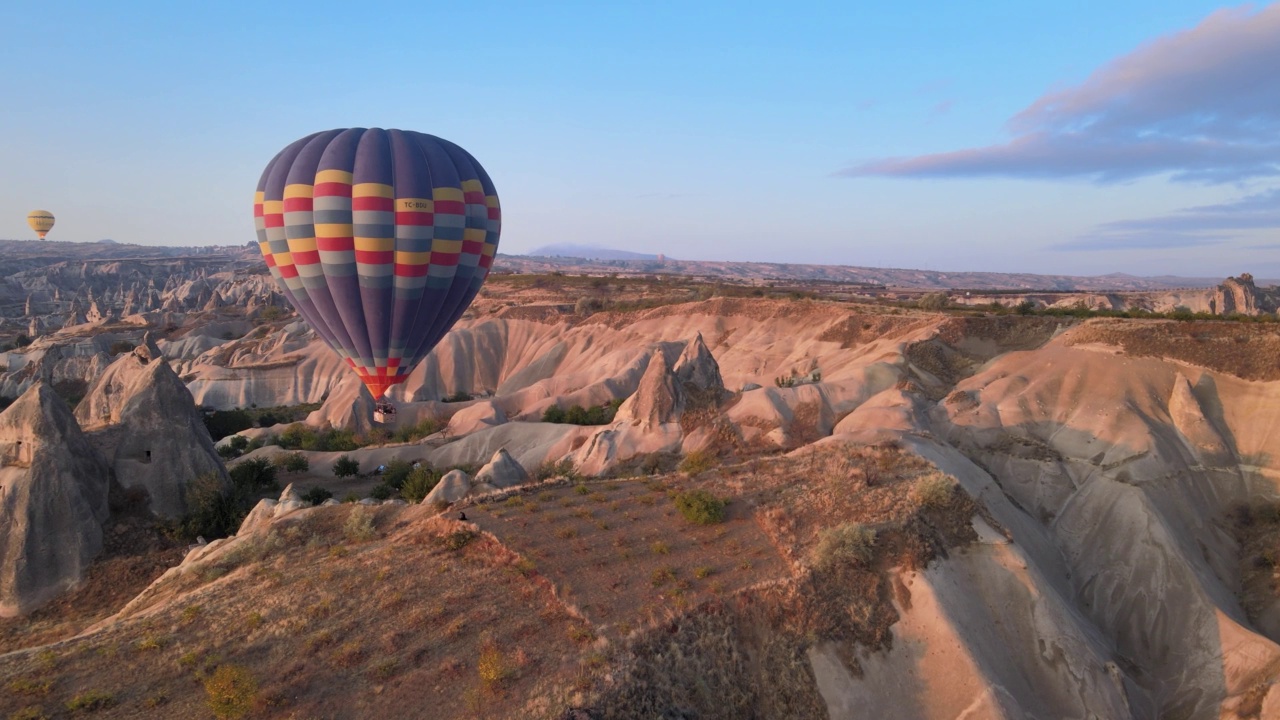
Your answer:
374;401;397;425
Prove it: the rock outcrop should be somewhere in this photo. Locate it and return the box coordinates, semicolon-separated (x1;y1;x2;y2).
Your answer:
616;350;685;431
76;336;227;518
473;448;530;489
0;383;110;616
423;469;473;506
673;332;725;395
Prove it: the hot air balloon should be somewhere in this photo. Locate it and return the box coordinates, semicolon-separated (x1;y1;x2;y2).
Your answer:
27;210;55;239
253;129;500;422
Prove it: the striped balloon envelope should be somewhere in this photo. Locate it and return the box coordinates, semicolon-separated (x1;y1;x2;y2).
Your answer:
253;128;500;400
27;210;55;239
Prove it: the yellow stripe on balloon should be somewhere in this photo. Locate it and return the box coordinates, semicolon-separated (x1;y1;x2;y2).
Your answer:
481;243;497;257
315;223;354;237
288;237;318;253
284;183;314;199
355;237;395;252
254;191;265;203
395;251;431;265
263;200;284;214
461;179;483;192
485;195;499;208
274;251;294;266
353;183;394;198
395;198;433;212
316;169;353;184
431;239;463;254
432;187;464;202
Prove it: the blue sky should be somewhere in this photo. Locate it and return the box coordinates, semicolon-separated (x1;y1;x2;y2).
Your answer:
2;1;1276;277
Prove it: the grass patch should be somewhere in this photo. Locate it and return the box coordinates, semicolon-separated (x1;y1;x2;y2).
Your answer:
673;489;727;525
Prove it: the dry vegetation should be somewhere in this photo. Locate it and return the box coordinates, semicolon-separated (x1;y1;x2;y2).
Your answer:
1066;318;1280;381
1;439;980;720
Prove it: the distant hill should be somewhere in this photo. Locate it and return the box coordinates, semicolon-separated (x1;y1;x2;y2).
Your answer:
525;244;664;261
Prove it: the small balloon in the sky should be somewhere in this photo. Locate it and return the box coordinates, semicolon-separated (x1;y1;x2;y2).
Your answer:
27;210;55;239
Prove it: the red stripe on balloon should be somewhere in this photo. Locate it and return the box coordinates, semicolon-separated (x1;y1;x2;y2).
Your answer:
279;265;299;278
394;264;429;277
395;211;433;225
314;182;352;197
355;250;393;264
353;196;393;212
431;252;460;266
434;200;465;215
284;197;313;212
316;237;354;251
464;191;485;204
264;215;284;228
253;204;264;218
292;250;320;265
461;240;484;255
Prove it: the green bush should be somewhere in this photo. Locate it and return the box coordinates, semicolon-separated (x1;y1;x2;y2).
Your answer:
332;455;360;478
370;483;394;501
678;450;714;476
401;467;441;503
180;473;246;541
811;523;876;570
217;435;251;460
911;473;955;509
65;690;115;713
673;489;726;525
541;399;624;425
381;459;414;490
443;390;473;403
275;451;309;473
301;487;333;505
344;506;376;542
391;419;441;443
276;423;359;452
204;664;257;720
204;409;253;441
229;458;277;493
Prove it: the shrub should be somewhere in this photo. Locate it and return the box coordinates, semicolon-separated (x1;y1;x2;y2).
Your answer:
204;664;257;720
301;487;333;505
443;529;476;550
543;400;623;425
477;641;511;686
343;506;376;542
382;459;414;489
673;489;726;525
443;390;473;403
181;473;246;541
1014;300;1036;316
9;706;49;720
911;473;955;509
370;483;394;501
811;523;876;570
391;419;441;443
678;450;714;476
229;458;277;493
274;451;309;473
332;455;360;478
917;292;950;310
203;409;254;441
341;491;360;503
65;690;115;712
217;435;251;460
401;467;440;503
535;458;577;481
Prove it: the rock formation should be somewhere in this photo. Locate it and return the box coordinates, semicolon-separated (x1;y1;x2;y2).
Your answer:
76;334;227;518
0;383;110;616
473;448;530;489
423;469;472;506
673;332;725;394
616;350;685;431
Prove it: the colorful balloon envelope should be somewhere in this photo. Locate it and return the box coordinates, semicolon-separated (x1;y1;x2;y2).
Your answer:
27;210;55;239
253;129;500;399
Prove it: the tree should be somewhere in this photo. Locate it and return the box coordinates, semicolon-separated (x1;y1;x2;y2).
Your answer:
332;455;361;478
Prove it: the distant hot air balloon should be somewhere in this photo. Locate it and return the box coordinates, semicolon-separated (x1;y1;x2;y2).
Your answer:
253;129;500;420
27;210;55;239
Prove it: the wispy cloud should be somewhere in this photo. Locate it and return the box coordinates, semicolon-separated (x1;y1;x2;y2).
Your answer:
1057;187;1280;250
843;4;1280;183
